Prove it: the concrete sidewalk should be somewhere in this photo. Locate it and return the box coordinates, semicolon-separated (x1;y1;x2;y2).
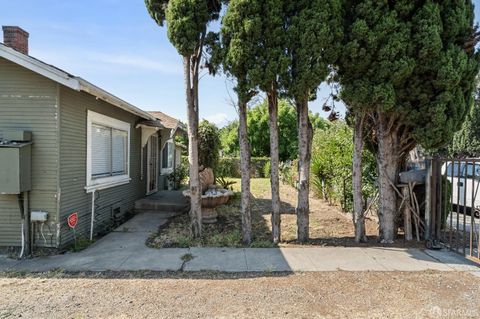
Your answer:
1;246;479;274
0;212;479;274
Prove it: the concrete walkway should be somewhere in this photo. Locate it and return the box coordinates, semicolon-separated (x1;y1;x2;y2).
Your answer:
1;212;479;274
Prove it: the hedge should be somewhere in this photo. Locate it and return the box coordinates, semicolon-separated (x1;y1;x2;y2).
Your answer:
216;157;271;178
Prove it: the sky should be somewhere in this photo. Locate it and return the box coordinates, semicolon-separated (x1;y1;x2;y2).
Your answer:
1;0;479;127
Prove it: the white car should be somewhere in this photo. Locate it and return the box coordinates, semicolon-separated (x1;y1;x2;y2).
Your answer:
443;161;480;218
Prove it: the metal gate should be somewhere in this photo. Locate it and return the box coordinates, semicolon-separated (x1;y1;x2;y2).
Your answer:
427;158;480;263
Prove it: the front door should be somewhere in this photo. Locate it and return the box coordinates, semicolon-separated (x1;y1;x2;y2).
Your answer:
146;135;159;194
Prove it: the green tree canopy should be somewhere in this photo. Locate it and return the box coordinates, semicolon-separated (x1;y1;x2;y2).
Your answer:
219;99;330;161
339;0;479;150
146;0;223;56
282;0;342;102
451;84;480;157
337;0;479;242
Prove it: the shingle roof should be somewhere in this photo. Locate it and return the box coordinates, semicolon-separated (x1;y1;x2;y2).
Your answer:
149;111;186;131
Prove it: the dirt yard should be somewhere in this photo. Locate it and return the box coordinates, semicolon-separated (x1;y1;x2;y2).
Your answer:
148;178;414;248
1;271;479;318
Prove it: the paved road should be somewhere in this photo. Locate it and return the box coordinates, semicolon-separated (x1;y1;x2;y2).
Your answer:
447;211;480;234
1;212;479;274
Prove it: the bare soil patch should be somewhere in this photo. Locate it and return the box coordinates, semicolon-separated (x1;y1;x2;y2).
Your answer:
148;178;421;248
1;271;479;318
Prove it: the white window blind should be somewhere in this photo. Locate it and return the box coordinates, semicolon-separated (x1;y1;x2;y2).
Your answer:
112;129;127;175
92;124;111;177
91;124;128;179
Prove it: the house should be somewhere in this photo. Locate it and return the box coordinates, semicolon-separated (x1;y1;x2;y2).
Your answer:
148;111;186;191
0;26;185;252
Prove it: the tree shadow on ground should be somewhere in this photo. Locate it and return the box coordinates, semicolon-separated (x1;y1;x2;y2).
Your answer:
147;190;425;249
0;270;295;280
250;196;425;249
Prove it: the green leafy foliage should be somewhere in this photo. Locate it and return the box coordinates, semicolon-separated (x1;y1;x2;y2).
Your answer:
311;121;376;212
450;86;480;157
219;99;330;161
220;0;261;102
165;0;209;56
145;0;223;56
215;176;236;190
282;0;343;101
263;161;271;178
216;157;271;178
167;158;189;190
279;160;299;188
198;120;221;170
338;0;479;150
219;121;240;156
221;0;289;98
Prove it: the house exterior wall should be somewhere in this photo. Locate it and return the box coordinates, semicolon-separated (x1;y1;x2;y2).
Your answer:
0;57;60;247
58;86;147;247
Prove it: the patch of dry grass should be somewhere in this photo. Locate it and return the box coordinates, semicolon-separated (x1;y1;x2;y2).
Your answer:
147;178;419;248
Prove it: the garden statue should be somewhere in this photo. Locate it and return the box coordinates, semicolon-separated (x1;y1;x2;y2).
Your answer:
183;168;233;223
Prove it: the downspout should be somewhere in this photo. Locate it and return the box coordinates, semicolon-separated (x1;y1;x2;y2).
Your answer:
90;190;95;241
17;191;30;258
140;147;144;180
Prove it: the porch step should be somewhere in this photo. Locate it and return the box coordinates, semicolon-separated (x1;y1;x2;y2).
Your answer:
133;210;186;219
134;190;190;215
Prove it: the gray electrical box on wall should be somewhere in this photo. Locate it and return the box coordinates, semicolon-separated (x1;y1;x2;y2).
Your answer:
0;131;32;194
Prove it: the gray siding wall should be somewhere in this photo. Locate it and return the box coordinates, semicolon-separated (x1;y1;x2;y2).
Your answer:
0;57;59;247
58;86;146;247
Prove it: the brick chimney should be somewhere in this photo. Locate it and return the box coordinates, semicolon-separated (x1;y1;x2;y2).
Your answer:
2;26;29;55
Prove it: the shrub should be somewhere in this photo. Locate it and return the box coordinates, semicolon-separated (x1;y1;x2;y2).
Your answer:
310;121;377;213
216;157;239;178
215;176;236;190
198;120;221;171
263;161;271;178
168;159;189;190
279;160;298;188
216;157;271;178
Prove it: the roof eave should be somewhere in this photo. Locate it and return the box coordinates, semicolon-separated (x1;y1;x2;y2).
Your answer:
77;78;156;121
0;44;156;121
0;44;80;90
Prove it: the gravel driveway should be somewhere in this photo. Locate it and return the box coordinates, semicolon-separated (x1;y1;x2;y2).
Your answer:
1;271;479;318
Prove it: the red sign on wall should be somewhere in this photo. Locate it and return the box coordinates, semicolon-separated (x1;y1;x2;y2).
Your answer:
67;212;78;229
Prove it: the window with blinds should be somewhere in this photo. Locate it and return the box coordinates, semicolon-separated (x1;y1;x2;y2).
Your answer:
86;110;131;191
91;124;128;179
162;142;174;169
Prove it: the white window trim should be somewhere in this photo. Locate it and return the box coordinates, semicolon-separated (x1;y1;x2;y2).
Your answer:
85;110;131;193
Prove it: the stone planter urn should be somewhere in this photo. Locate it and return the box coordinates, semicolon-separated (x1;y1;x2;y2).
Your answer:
183;168;233;223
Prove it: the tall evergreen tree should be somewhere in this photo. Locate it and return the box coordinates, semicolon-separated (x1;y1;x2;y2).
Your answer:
338;0;479;242
145;0;224;237
451;84;480;157
282;0;342;242
220;0;261;244
229;0;287;243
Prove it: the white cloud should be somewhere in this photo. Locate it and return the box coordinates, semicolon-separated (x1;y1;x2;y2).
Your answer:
32;47;182;76
203;112;230;127
89;53;182;75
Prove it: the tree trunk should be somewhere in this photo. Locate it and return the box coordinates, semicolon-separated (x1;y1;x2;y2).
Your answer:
376;114;400;243
402;186;413;241
268;90;281;243
238;98;252;244
296;97;312;242
352;112;367;243
184;55;202;237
